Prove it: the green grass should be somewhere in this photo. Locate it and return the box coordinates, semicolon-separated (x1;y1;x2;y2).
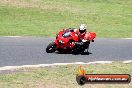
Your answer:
0;0;132;37
0;62;132;88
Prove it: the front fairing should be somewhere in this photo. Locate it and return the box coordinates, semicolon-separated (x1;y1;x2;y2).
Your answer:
54;31;73;49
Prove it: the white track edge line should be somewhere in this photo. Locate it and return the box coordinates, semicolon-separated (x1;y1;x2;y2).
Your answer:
123;60;132;63
121;38;132;39
0;61;113;70
0;60;132;71
3;36;21;38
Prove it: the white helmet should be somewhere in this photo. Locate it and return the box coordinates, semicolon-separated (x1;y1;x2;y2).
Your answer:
79;24;87;33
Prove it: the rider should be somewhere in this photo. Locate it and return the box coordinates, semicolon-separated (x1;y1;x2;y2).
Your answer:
63;24;89;53
72;24;88;47
75;24;87;41
63;24;88;45
64;24;87;41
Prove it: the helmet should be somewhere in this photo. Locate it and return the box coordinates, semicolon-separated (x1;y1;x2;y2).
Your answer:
79;24;87;33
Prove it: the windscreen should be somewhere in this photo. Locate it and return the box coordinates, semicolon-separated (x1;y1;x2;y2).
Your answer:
62;32;71;38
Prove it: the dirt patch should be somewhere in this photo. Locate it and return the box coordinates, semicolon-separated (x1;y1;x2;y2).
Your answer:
0;0;39;8
0;0;81;13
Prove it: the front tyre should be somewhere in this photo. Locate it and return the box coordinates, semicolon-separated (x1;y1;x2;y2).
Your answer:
46;42;56;53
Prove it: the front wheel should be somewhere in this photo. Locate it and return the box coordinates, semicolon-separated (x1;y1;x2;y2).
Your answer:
46;42;56;53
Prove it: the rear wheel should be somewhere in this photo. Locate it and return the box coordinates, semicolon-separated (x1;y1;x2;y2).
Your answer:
46;42;56;53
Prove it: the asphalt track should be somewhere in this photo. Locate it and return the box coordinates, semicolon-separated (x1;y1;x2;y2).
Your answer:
0;37;132;67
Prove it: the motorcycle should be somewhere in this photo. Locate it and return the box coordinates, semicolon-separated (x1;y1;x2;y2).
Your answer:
46;28;96;54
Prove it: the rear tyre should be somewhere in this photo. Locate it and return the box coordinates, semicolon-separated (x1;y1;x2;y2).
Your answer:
46;42;56;53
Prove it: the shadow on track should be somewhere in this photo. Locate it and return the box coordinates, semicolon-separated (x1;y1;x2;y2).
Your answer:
55;51;92;55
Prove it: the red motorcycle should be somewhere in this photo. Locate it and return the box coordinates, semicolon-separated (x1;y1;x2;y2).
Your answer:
46;28;96;54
